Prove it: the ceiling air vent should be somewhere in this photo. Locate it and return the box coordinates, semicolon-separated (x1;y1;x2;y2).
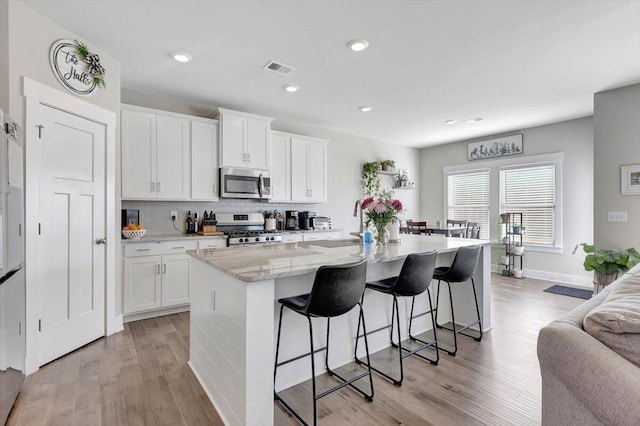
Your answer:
263;60;296;76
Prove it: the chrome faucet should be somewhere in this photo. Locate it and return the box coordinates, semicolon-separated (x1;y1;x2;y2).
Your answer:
353;199;364;244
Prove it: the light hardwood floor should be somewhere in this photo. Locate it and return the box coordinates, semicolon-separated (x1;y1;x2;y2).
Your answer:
8;275;583;426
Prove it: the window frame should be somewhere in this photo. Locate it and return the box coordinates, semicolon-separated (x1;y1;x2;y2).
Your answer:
443;152;563;253
446;169;491;240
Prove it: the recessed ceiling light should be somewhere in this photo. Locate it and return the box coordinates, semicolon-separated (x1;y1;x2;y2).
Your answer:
445;120;457;125
359;106;373;112
347;39;369;52
172;52;192;63
284;85;299;93
463;117;484;123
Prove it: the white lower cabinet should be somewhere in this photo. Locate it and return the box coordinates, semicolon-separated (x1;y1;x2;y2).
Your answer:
302;231;340;241
123;256;162;313
282;233;303;243
122;238;226;319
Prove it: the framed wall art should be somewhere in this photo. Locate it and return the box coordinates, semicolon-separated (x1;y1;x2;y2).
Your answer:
468;134;523;161
621;165;640;195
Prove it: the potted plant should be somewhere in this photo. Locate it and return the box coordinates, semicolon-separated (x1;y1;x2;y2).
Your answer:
380;159;396;172
395;169;409;187
573;243;640;292
362;162;381;196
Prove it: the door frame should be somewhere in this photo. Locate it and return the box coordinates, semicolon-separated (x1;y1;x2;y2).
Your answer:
22;77;120;375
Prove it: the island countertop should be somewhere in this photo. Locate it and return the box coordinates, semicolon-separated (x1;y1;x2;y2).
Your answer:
187;234;490;282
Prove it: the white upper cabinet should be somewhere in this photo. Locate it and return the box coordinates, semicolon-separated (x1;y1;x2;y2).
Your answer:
121;109;157;199
218;108;273;170
191;121;219;200
273;132;328;203
270;132;291;202
156;115;190;199
121;105;219;201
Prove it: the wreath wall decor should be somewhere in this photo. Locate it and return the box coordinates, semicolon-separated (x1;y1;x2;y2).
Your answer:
49;39;106;96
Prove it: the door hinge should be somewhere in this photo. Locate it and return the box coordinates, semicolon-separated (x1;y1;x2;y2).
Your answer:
36;124;44;138
38;319;42;332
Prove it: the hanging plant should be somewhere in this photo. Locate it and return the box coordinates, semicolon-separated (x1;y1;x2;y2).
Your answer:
362;162;381;196
74;39;106;88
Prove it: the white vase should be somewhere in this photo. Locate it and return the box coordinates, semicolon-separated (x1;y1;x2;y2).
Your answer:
387;221;400;241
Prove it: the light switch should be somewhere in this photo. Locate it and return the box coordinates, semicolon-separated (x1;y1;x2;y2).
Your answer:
607;211;628;222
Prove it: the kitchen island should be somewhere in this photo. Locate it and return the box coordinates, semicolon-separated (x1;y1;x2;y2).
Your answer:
187;235;491;425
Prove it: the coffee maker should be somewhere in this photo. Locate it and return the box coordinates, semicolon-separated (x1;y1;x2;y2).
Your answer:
285;210;299;230
299;211;316;230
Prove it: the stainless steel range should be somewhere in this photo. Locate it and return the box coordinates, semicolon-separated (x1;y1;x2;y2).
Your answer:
216;213;282;245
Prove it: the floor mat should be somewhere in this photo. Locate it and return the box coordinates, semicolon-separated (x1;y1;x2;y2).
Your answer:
543;284;592;300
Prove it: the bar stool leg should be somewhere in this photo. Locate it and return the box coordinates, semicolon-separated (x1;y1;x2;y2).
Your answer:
446;281;458;356
470;277;483;342
308;316;318;426
274;305;285;385
435;280;443;328
357;302;375;401
394;296;404;386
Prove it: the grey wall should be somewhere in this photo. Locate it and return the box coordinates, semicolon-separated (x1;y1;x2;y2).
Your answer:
419;117;594;283
121;89;421;236
594;83;640;250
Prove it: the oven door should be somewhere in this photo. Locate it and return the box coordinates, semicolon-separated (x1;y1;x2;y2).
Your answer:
220;167;271;199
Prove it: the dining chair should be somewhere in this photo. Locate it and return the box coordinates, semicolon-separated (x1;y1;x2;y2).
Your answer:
446;219;468;227
407;221;427;235
465;222;481;239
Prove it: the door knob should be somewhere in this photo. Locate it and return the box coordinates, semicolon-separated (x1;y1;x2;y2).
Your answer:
96;237;107;245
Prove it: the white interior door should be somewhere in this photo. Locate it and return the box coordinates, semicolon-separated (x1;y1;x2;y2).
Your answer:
38;105;106;366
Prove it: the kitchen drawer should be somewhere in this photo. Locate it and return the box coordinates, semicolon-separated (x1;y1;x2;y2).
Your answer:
124;241;198;257
282;234;303;243
197;239;227;249
302;232;339;241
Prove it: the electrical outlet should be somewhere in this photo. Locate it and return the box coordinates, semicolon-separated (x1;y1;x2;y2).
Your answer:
170;210;177;221
210;290;216;311
607;211;628;222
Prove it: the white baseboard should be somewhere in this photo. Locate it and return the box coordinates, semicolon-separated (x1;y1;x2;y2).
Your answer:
491;264;592;288
123;305;189;323
188;360;230;426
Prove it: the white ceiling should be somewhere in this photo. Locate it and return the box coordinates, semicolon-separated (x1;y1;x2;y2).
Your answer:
24;0;640;147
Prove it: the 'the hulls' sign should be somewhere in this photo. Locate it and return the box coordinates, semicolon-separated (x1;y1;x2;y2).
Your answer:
49;39;104;96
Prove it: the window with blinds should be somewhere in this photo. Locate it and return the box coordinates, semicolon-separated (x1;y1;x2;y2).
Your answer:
500;164;556;245
447;171;490;239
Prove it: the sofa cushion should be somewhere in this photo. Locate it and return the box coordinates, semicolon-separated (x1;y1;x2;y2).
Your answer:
583;274;640;367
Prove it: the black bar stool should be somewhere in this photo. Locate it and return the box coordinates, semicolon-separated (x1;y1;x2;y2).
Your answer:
274;259;374;426
354;251;438;386
434;245;483;356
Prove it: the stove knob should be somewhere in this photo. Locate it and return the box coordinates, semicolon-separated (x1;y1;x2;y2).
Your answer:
270;236;275;241
255;237;260;242
241;238;247;243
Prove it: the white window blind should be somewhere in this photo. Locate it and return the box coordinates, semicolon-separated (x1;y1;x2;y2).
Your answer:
447;171;490;239
500;164;556;245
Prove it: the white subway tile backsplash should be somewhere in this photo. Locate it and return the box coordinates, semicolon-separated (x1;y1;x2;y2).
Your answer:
122;200;316;235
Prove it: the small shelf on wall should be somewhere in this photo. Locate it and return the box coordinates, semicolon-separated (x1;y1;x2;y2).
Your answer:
393;186;415;190
379;170;398;176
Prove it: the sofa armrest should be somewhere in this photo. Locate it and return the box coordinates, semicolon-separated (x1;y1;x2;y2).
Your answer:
538;320;640;425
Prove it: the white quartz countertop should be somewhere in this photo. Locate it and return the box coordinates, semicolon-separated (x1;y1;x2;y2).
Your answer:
281;228;341;234
187;234;490;282
121;233;227;244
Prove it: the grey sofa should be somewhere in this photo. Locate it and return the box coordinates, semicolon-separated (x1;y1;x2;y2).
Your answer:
537;266;640;425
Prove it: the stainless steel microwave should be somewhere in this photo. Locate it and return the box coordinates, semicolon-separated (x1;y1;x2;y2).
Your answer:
220;167;271;200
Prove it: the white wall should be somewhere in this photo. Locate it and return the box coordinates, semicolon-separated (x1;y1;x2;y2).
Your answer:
594;83;640;250
419;117;594;284
121;89;421;235
0;0;8;113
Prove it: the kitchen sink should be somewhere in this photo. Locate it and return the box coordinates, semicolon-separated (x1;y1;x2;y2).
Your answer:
307;239;360;248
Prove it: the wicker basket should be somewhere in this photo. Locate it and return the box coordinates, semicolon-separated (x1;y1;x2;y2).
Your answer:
122;229;146;239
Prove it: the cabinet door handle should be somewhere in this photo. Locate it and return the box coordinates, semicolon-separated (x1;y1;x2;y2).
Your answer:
151;182;156;192
136;248;151;252
247;153;251;163
163;264;167;274
157;182;161;192
172;246;185;249
213;184;217;195
156;264;161;274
